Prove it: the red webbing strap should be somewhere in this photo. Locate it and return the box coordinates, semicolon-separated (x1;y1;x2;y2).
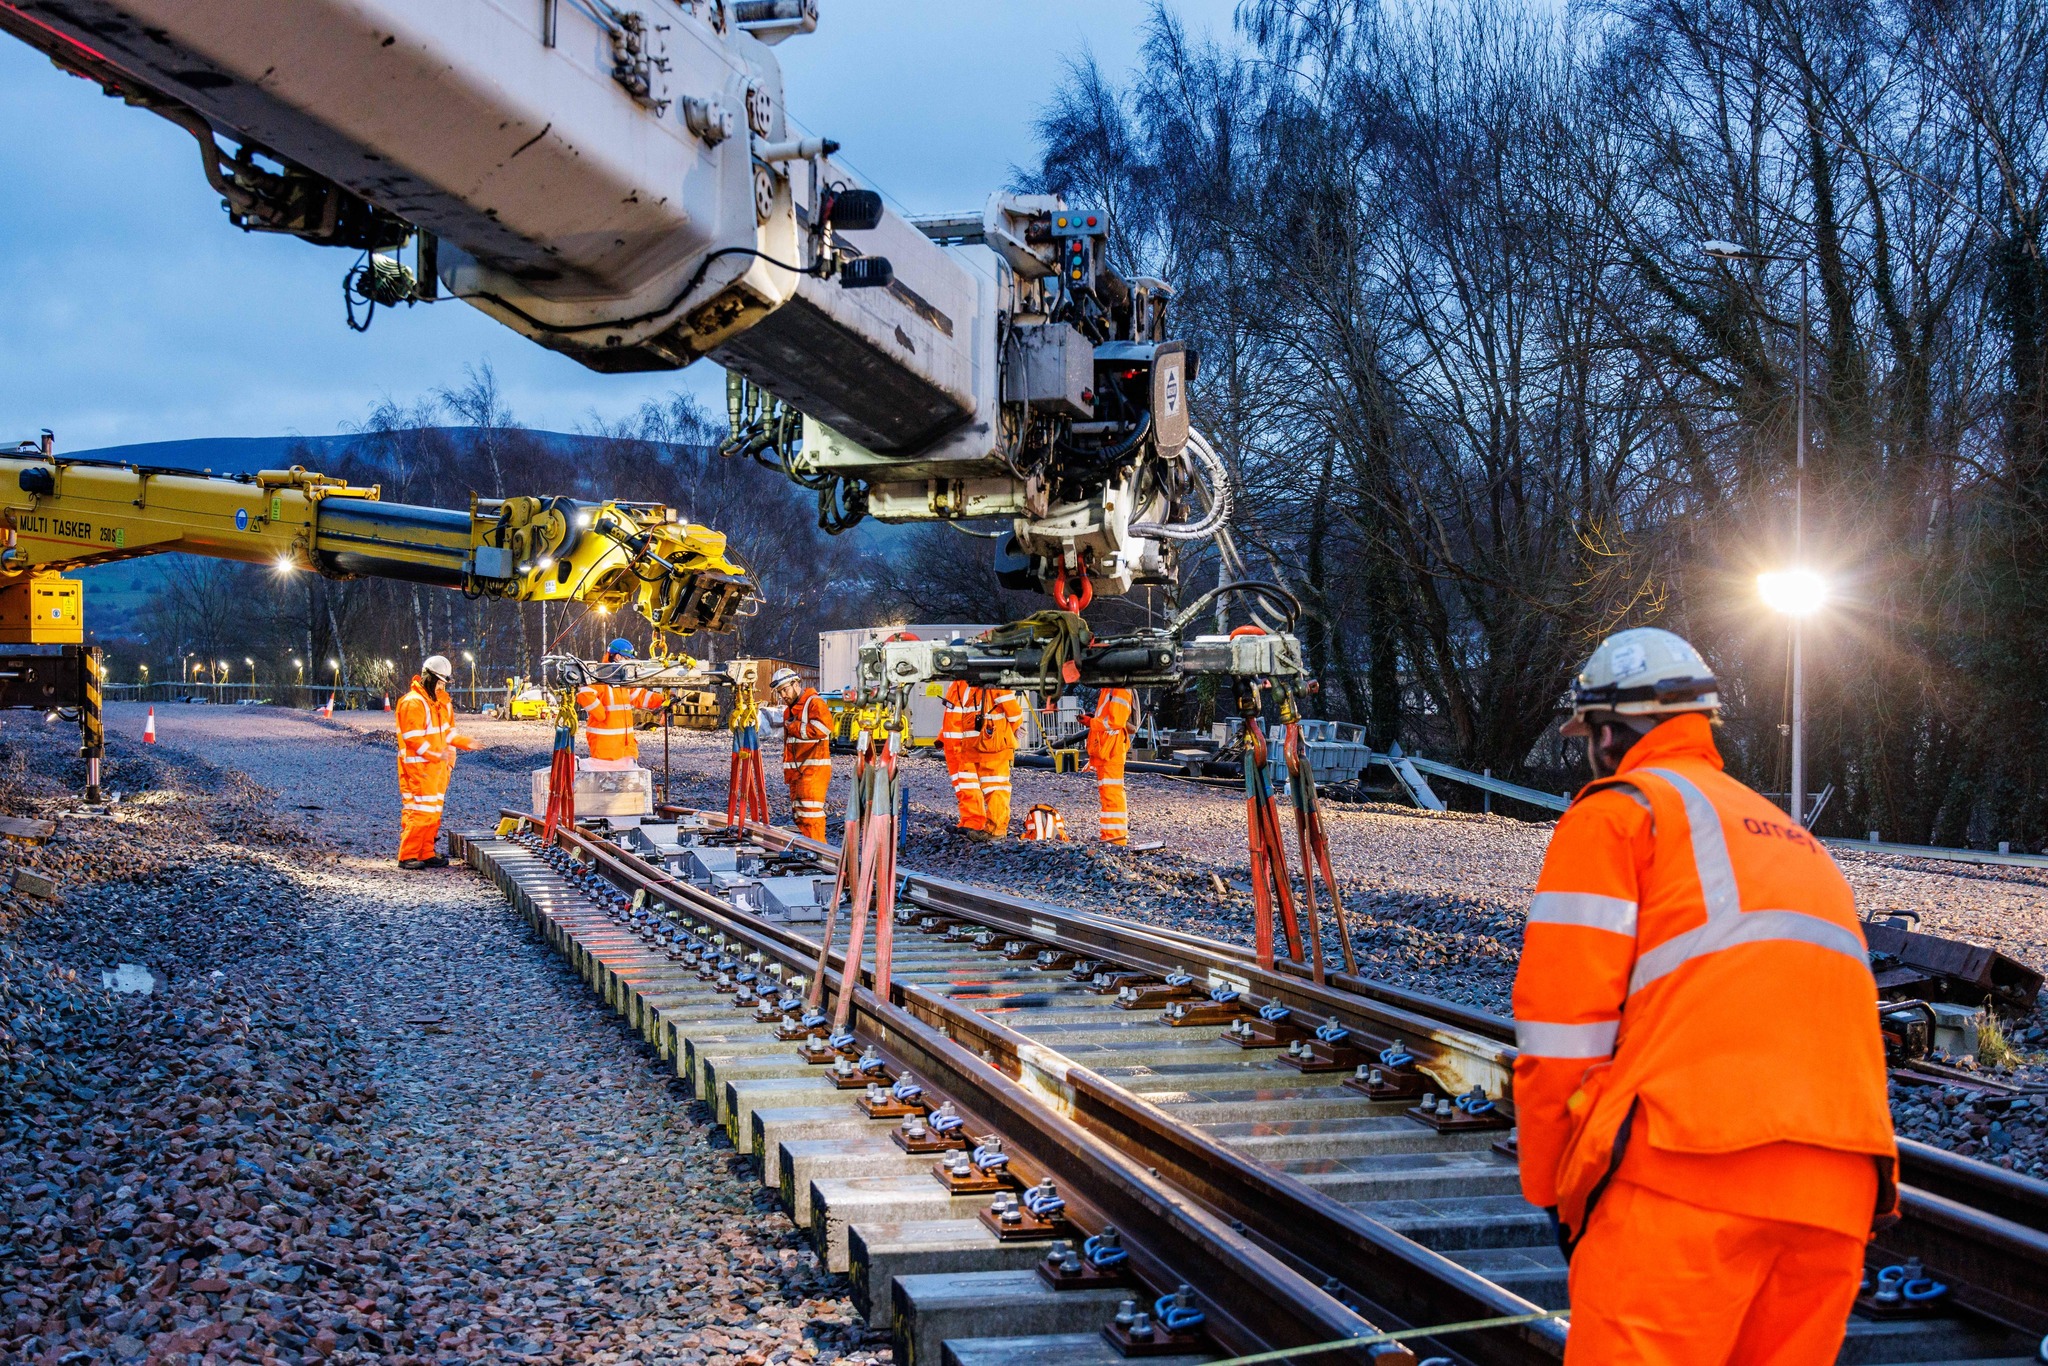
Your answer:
542;720;576;841
871;744;899;1005
727;724;770;827
805;734;869;1014
1243;720;1304;968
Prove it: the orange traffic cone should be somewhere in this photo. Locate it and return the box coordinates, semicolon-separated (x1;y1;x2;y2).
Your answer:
322;693;335;718
142;707;157;744
382;695;391;711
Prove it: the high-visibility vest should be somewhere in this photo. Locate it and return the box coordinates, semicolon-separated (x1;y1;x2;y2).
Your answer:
940;681;980;745
971;687;1025;756
575;682;656;761
395;682;446;774
781;689;833;773
1511;713;1895;1243
1087;687;1134;758
397;680;473;778
1021;804;1068;841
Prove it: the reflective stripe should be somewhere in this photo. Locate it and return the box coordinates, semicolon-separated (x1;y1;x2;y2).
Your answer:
1640;769;1741;920
1624;768;1870;995
586;725;632;735
1097;778;1124;788
1631;908;1869;995
1515;1018;1620;1058
799;759;833;767
399;728;433;739
1527;891;1637;936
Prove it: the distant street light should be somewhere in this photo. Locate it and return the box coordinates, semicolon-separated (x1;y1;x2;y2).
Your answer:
1705;237;1818;824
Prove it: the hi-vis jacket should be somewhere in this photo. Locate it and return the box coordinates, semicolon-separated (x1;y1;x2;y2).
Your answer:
396;678;471;777
781;687;834;773
575;681;658;762
1086;687;1135;759
1511;713;1896;1245
940;682;1024;756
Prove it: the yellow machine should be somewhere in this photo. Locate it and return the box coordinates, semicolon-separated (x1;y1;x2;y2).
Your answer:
0;439;751;645
0;433;755;799
503;677;550;721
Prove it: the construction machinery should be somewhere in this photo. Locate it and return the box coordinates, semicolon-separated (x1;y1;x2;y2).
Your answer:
0;1;1228;608
0;430;752;799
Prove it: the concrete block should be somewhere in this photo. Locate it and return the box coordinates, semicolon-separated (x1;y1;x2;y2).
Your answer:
894;1270;1129;1366
942;1333;1211;1366
847;1219;1046;1327
725;1075;847;1144
809;1175;990;1272
751;1105;869;1185
780;1138;936;1223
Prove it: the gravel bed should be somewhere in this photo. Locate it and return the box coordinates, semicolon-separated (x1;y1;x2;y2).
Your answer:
4;707;877;1366
24;703;2041;1328
1890;1080;2048;1176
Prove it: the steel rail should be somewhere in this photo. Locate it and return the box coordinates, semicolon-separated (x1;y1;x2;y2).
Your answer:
635;808;2048;1340
537;813;1572;1364
537;821;1431;1366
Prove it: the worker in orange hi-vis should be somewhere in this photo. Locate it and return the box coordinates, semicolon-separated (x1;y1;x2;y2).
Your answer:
960;683;1024;840
772;665;834;841
574;637;664;767
940;667;986;835
395;654;476;869
1085;685;1136;845
1513;627;1896;1366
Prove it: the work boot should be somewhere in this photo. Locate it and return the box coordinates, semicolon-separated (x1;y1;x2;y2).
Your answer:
423;855;451;868
959;827;993;843
398;858;428;870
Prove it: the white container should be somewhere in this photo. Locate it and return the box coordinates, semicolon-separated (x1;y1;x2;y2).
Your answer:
530;766;652;818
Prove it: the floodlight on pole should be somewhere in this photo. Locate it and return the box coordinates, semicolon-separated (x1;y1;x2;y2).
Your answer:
1758;569;1828;618
1705;235;1817;825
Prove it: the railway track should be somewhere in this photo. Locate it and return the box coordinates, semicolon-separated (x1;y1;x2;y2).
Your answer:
453;809;2048;1366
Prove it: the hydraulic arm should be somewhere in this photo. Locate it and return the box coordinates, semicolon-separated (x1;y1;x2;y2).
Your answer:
0;1;1226;605
0;436;752;644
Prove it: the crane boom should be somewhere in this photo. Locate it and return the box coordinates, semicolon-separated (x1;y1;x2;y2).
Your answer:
0;1;1223;604
0;437;753;644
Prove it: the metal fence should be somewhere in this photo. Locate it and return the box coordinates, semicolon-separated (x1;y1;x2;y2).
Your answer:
102;682;514;711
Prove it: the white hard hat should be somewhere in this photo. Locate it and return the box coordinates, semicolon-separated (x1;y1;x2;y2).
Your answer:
1562;628;1717;737
422;654;454;680
770;666;801;690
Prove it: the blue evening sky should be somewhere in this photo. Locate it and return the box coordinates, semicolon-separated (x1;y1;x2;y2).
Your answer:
0;2;1237;452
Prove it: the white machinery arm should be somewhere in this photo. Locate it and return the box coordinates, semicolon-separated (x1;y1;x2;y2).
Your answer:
1;1;1219;604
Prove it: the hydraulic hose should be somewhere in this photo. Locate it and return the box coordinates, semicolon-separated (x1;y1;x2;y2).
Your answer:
1130;428;1232;542
1166;581;1301;636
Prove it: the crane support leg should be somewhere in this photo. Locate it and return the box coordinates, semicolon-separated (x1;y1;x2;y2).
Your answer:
0;645;104;802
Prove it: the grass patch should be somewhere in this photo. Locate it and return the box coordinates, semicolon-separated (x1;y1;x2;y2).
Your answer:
1978;1010;2022;1071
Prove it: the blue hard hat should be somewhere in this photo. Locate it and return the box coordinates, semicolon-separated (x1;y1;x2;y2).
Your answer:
607;638;636;658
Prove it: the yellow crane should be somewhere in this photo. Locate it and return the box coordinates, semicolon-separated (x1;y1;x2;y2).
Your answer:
0;432;753;801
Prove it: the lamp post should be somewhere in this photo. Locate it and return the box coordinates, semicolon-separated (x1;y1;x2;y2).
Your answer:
1757;570;1829;824
1703;238;1816;825
462;650;477;710
244;656;256;703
